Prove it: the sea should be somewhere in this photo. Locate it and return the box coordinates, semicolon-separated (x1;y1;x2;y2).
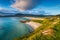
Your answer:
0;17;33;40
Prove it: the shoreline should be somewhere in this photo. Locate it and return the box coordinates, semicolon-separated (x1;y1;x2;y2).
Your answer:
21;20;42;29
20;17;44;30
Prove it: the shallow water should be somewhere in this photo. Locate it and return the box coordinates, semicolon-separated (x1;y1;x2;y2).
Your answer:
0;17;33;40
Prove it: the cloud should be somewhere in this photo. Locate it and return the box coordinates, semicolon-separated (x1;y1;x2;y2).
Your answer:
11;0;40;11
20;9;49;15
0;7;20;15
0;7;4;10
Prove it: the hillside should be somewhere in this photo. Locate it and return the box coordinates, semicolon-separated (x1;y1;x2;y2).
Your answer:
14;16;60;40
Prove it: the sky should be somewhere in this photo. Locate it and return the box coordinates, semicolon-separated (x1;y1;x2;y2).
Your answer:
0;0;60;15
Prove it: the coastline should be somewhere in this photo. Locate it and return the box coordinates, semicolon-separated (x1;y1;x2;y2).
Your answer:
20;17;43;30
25;21;42;29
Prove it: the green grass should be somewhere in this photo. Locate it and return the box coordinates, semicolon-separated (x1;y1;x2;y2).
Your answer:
14;16;60;40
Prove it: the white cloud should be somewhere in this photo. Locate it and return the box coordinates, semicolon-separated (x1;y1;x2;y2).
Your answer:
11;0;33;11
19;9;49;15
0;7;20;14
0;7;4;10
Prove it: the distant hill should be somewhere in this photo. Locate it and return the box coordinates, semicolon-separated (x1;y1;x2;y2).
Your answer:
0;13;54;17
0;12;60;17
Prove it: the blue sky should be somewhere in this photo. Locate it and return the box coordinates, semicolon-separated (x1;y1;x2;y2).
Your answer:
0;0;60;15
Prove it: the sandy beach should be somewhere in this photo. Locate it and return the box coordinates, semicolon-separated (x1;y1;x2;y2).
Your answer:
24;17;45;20
25;21;42;29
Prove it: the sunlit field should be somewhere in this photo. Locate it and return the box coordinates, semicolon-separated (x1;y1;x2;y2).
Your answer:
14;15;60;40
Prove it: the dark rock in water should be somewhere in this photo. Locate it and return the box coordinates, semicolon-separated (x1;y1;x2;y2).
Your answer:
20;17;31;22
20;20;27;23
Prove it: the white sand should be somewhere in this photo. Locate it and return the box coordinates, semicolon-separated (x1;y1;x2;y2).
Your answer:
25;21;42;29
24;17;44;20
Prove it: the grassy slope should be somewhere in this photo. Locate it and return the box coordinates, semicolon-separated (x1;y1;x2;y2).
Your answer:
14;16;60;40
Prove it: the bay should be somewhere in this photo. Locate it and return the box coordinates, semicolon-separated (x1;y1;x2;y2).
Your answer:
0;17;33;40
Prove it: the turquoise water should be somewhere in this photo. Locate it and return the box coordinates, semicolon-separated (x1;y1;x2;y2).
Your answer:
0;17;33;40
